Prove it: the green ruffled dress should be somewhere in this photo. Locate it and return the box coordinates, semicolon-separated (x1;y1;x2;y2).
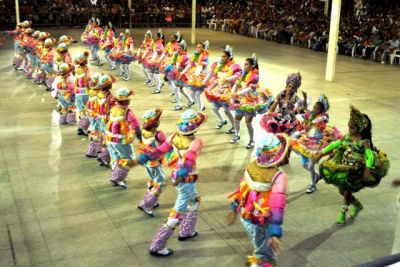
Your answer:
319;134;390;192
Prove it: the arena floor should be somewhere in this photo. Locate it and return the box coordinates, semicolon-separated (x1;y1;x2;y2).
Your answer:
0;28;399;267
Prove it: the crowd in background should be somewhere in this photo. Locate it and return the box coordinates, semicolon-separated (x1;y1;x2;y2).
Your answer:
205;0;400;64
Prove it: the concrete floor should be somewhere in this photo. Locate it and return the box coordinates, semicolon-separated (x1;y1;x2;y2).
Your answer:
0;28;399;267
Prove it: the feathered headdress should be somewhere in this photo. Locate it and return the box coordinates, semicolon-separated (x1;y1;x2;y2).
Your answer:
317;94;329;112
203;40;210;49
223;45;234;59
350;105;369;132
157;29;164;39
145;30;153;38
175;31;182;42
179;40;187;51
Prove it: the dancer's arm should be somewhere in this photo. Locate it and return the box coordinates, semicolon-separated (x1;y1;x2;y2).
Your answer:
267;172;288;238
321;139;343;154
225;65;241;82
364;141;374;168
126;109;142;142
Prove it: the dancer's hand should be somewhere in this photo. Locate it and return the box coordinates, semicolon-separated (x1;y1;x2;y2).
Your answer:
301;90;307;100
267;236;281;256
363;168;372;182
138;154;150;165
312;153;322;164
226;211;237;225
127;159;138;167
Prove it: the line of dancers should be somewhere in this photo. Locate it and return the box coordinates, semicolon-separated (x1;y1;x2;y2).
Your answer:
5;20;390;267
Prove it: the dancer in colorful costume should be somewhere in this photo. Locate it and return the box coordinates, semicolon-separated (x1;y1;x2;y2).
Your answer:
182;40;210;111
41;38;57;90
58;35;73;46
165;40;194;111
230;54;265;149
139;109;205;257
8;20;30;70
100;22;115;70
110;30;135;81
204;45;241;132
85;73;103;158
261;72;307;134
74;51;91;136
81;18;94;44
147;30;165;94
32;32;50;84
313;105;389;225
52;63;76;125
227;133;289;267
138;30;155;85
159;32;181;95
87;18;103;66
106;87;141;188
290;95;342;193
94;74;116;168
22;29;40;79
137;109;167;217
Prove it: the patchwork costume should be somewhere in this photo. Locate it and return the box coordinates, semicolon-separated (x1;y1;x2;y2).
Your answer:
139;110;206;257
229;133;289;267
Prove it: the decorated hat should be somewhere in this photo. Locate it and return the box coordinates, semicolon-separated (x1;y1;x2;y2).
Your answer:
98;74;116;90
32;31;40;38
58;35;72;44
57;43;68;53
125;29;130;35
38;32;50;41
25;28;34;34
44;38;56;47
88;72;101;89
350;105;369;132
253;133;289;168
317;94;329;112
142;108;162;129
176;109;206;135
57;63;72;75
286;72;302;90
22;20;31;28
114;87;134;101
74;51;90;65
